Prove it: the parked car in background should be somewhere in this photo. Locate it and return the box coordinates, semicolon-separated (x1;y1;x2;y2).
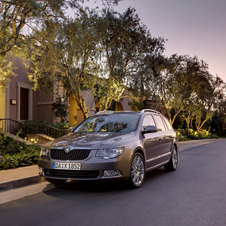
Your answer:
38;109;178;188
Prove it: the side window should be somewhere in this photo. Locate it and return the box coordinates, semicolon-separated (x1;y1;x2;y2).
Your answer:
142;115;155;131
153;115;166;131
163;117;173;130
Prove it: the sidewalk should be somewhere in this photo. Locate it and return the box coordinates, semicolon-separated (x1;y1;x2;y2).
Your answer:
0;165;45;192
0;139;224;192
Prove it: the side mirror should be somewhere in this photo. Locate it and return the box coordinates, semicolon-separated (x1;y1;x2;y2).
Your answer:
142;125;158;135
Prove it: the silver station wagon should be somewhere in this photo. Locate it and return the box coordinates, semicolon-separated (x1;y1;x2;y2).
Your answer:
38;109;178;188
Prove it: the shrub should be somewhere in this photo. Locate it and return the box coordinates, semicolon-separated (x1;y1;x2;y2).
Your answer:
0;133;41;170
0;149;40;170
177;129;190;141
177;128;218;141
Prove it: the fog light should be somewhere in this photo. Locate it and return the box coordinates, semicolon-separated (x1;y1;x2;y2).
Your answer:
39;167;43;176
104;170;122;177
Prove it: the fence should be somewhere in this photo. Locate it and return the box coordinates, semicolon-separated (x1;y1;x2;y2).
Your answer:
0;119;70;144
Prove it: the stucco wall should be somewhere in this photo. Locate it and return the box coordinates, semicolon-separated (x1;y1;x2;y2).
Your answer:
119;96;131;111
0;91;5;119
7;57;34;121
69;90;96;126
69;96;78;126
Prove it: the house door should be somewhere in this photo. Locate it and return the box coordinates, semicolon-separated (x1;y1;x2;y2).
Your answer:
20;88;29;120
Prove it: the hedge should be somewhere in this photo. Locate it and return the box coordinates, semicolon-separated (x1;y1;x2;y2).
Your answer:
0;150;40;170
0;133;41;170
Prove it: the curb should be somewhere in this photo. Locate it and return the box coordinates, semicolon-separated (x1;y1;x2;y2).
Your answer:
0;176;45;192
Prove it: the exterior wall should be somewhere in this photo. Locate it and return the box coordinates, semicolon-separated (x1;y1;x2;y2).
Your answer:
69;90;96;126
119;96;132;111
69;96;78;126
7;57;34;121
37;104;55;123
3;57;56;124
4;56;96;126
36;90;55;124
0;90;5;119
36;79;67;124
145;99;157;110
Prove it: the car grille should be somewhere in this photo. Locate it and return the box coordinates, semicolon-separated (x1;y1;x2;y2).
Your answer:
50;149;91;160
44;169;100;179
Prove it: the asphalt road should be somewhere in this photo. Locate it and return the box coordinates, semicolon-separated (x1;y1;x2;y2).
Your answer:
1;139;226;226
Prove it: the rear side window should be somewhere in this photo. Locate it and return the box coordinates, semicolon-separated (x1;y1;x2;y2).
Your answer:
163;117;173;130
153;115;166;131
142;115;155;131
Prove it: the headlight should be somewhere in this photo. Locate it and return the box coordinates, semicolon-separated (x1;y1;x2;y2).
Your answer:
96;147;124;159
40;147;49;157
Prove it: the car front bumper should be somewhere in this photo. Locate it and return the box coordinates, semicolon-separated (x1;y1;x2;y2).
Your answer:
38;148;133;181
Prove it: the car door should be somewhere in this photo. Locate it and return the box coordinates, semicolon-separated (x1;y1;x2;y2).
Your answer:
152;114;172;162
162;116;174;152
141;114;162;169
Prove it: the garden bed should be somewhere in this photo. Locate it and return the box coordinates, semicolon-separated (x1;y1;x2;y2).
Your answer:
0;133;41;170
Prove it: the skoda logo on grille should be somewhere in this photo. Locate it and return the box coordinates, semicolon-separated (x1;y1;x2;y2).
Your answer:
64;146;70;153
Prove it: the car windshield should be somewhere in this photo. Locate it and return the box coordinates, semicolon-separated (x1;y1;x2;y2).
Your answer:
74;114;140;133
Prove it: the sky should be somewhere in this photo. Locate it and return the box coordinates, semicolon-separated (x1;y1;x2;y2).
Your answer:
87;0;226;82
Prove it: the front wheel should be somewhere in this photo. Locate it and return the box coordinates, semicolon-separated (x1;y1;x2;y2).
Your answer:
164;146;178;171
128;153;145;188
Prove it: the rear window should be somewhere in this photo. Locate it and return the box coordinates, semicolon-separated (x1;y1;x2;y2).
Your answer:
162;117;173;130
152;115;166;131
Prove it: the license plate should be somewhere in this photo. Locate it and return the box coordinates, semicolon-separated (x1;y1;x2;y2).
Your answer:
52;162;81;170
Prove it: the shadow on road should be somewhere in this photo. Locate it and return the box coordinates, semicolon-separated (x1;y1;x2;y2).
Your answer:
42;167;169;197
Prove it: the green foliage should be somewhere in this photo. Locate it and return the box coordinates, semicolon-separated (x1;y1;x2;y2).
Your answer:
0;150;40;170
52;97;69;123
51;121;70;130
0;133;41;170
1;0;121;56
39;119;70;129
128;99;145;111
177;128;218;141
176;129;189;141
0;54;17;91
97;8;165;111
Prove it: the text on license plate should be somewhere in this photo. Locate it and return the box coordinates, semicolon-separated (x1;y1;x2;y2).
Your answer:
52;162;81;170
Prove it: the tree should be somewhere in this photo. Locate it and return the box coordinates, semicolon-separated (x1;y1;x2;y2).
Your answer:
0;0;122;56
26;7;165;119
0;54;16;91
0;0;123;92
141;54;186;125
95;7;165;111
26;8;102;119
194;75;226;132
178;56;212;130
142;54;219;129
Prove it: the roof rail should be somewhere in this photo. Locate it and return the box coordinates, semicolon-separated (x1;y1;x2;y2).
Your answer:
140;109;161;114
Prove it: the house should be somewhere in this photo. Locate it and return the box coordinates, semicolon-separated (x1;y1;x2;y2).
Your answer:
0;57;135;128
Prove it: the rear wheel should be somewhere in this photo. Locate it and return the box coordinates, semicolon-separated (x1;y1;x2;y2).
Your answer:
128;153;145;188
46;178;67;186
164;146;178;171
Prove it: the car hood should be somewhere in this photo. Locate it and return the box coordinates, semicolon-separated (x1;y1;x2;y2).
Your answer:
48;132;136;149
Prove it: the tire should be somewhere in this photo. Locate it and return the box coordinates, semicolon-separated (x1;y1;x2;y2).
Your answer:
46;178;67;186
164;145;178;171
128;152;145;188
